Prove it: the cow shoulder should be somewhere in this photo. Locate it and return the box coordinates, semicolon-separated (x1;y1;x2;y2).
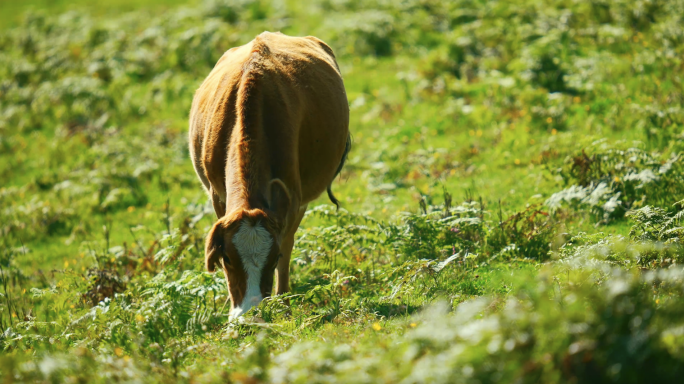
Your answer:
303;36;337;61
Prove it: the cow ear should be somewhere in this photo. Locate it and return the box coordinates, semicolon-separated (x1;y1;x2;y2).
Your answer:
205;221;227;272
267;179;291;221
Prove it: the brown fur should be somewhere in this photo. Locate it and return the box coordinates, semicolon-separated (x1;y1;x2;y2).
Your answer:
189;32;350;312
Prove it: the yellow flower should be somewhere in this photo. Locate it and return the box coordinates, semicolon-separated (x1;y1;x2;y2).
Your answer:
514;159;521;165
410;322;417;328
551;129;557;135
114;347;124;357
127;206;135;213
614;176;620;182
135;314;145;322
372;323;382;331
546;117;553;124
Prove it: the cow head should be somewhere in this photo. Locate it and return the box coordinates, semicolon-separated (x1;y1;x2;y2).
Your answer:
205;179;291;319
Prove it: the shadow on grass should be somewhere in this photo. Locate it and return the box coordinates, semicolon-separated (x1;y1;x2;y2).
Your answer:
370;302;422;319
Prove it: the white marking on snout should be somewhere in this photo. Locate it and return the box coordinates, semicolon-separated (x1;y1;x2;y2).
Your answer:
231;220;272;318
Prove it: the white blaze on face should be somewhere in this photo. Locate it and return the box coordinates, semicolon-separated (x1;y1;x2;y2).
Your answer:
230;220;272;319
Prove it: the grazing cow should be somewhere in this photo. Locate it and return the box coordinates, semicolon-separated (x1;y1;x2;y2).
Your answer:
189;32;350;319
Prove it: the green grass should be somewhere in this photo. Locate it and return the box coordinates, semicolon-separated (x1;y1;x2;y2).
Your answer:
0;0;200;29
1;0;684;382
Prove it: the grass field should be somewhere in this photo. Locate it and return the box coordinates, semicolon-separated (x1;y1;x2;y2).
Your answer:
1;0;684;382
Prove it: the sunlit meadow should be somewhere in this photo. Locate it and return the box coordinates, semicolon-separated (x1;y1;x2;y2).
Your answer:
1;0;684;382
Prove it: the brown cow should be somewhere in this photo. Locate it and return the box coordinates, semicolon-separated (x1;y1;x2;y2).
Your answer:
188;32;350;319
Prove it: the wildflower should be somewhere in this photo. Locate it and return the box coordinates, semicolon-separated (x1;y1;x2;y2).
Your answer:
514;159;521;165
409;322;417;328
222;328;239;340
372;323;382;331
546;117;553;124
114;347;124;357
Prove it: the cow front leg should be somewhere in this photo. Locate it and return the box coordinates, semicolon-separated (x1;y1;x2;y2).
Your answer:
210;187;226;219
276;205;307;295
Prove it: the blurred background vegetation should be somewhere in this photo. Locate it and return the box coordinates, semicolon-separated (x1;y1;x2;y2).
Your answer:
1;0;683;382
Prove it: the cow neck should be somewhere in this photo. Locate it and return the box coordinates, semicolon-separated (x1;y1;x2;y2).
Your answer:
225;45;273;213
225;110;269;212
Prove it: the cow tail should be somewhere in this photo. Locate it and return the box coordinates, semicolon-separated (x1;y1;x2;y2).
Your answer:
327;133;351;210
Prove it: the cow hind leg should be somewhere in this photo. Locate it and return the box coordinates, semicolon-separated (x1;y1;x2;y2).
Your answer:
326;134;351;210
